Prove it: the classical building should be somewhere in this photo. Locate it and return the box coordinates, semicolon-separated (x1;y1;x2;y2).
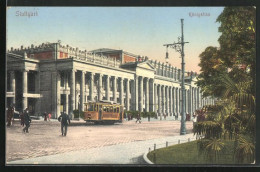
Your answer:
6;42;215;119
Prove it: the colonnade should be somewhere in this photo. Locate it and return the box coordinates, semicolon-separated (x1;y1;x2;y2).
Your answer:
6;69;216;119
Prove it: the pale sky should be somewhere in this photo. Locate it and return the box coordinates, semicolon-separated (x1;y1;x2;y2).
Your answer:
7;7;224;73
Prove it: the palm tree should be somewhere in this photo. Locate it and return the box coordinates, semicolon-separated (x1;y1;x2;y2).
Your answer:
194;74;255;163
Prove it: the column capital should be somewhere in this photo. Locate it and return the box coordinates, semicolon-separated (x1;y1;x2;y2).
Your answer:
23;69;29;72
82;71;87;74
71;69;77;72
149;78;154;82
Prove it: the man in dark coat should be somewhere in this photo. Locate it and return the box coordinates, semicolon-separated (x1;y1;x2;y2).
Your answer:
23;108;31;133
58;112;71;136
43;112;47;121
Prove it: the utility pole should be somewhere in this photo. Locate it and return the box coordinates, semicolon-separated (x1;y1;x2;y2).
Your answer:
163;19;189;135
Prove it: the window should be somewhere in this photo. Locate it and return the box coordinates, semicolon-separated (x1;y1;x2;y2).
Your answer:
86;104;94;111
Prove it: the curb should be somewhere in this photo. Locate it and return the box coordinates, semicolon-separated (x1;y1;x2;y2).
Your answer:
143;151;154;164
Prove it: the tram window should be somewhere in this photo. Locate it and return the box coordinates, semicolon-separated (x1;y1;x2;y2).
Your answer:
86;104;94;111
117;107;119;113
103;106;108;112
110;107;113;112
113;107;116;113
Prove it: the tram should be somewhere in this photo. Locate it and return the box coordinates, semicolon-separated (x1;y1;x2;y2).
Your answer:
83;102;124;124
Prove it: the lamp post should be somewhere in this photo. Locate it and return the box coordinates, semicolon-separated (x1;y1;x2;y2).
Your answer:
163;19;189;135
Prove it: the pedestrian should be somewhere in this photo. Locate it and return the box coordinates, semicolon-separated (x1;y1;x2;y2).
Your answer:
6;104;14;126
43;112;47;121
164;113;166;120
48;113;52;121
58;112;71;136
19;111;25;127
136;113;141;123
186;113;191;121
23;108;31;133
148;114;150;122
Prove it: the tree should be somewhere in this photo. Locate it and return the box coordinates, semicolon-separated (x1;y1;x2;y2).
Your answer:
194;74;255;163
193;7;256;163
196;47;226;97
217;7;255;80
197;7;256;98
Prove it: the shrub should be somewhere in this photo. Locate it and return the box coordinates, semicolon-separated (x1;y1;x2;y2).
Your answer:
73;109;85;119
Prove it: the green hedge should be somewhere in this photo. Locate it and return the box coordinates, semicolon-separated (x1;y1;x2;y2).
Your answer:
73;110;85;119
124;111;156;118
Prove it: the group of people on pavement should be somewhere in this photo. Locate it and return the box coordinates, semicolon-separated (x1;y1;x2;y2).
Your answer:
6;105;31;133
43;112;52;121
6;104;70;136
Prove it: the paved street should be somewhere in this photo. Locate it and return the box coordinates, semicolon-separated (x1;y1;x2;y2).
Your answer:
6;118;194;164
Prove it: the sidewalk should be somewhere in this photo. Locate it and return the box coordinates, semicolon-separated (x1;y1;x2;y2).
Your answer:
7;133;196;165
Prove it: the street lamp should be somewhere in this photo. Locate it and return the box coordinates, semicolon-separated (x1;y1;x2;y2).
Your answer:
163;19;189;135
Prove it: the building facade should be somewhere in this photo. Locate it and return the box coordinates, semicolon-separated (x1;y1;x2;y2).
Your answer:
6;42;215;119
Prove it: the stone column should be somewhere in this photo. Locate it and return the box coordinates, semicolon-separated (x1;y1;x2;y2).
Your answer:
186;89;189;114
70;69;75;118
149;79;154;112
130;80;135;111
188;88;192;115
120;77;124;106
113;76;117;103
191;88;193;115
90;72;94;101
10;71;16;105
35;71;41;114
154;83;157;113
175;88;179;117
126;79;130;111
80;71;86;111
172;87;175;116
158;85;161;115
35;72;40;93
198;88;201;108
106;75;110;101
65;72;69;114
139;76;143;112
56;71;61;118
169;86;172;116
166;86;169;116
145;78;149;112
98;74;103;101
22;70;28;110
162;85;165;115
135;76;139;111
194;88;197;111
